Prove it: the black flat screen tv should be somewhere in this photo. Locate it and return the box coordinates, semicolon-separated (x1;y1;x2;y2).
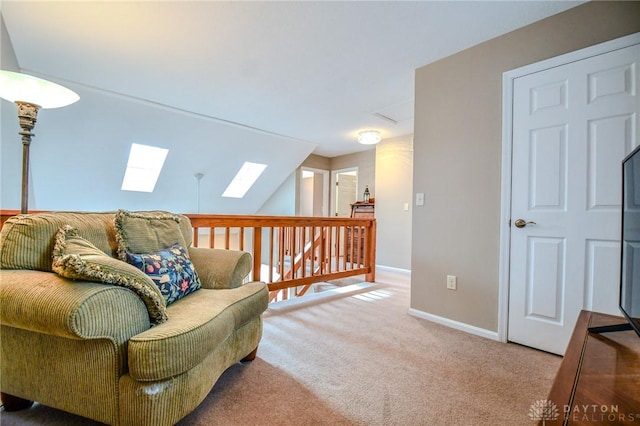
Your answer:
590;144;640;336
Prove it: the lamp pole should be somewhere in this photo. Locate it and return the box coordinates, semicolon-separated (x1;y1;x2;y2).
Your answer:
16;101;40;214
0;70;79;214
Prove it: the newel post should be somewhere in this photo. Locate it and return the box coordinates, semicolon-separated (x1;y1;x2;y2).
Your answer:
365;220;376;282
252;227;262;282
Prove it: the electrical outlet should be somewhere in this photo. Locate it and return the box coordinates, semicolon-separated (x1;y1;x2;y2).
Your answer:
447;275;457;290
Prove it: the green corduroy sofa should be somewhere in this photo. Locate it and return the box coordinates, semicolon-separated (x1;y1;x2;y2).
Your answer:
0;211;269;425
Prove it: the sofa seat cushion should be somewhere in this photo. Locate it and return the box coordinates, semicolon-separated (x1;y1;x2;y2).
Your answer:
127;281;268;381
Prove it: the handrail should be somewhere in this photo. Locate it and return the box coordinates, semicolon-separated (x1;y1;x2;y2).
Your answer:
185;214;376;301
0;210;376;301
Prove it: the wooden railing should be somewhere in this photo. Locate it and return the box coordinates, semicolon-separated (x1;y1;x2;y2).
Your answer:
186;214;376;302
0;211;376;302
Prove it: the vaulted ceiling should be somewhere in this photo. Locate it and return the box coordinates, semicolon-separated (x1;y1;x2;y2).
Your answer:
0;1;581;214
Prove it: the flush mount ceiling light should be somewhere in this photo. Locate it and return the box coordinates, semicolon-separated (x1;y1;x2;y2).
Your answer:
357;130;382;145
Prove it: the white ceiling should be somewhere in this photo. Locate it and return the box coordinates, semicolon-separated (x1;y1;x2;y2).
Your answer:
1;1;581;158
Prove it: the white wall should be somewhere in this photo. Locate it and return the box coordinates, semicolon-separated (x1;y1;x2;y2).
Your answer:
1;15;21;202
1;16;18;71
0;15;317;215
257;171;296;216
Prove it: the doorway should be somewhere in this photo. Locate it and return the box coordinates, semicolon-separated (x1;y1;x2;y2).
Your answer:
499;33;640;355
299;167;329;217
333;168;358;217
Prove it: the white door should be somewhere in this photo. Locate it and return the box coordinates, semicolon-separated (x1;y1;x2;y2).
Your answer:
508;44;640;355
335;171;357;217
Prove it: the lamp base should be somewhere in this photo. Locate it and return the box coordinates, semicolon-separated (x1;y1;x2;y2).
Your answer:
15;101;40;214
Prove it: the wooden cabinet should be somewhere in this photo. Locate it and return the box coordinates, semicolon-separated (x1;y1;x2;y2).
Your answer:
346;203;374;263
543;310;640;425
350;202;374;218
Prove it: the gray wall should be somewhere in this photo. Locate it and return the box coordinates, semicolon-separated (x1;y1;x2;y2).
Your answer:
302;154;331;171
331;149;376;201
411;1;640;332
375;135;413;270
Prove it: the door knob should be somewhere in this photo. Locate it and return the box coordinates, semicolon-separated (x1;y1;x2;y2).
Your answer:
514;219;536;228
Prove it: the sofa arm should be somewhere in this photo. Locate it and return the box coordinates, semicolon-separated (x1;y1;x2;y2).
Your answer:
0;269;150;343
188;247;252;289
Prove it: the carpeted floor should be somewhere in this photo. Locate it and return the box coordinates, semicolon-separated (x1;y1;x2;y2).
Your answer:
0;269;561;425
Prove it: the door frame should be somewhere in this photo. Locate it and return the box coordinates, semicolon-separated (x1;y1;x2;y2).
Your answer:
331;167;358;217
299;166;330;216
497;32;640;343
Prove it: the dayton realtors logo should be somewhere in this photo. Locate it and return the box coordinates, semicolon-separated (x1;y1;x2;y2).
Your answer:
529;400;640;423
528;399;560;424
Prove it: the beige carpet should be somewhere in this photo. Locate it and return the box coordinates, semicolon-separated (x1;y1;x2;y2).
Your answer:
0;269;561;425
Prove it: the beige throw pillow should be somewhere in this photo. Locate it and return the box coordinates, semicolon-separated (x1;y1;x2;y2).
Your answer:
52;225;168;325
114;210;188;261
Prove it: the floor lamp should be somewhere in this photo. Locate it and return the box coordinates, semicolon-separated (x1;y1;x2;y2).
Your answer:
0;70;79;214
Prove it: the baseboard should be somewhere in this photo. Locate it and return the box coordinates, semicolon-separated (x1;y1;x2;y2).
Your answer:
375;265;411;275
408;308;499;341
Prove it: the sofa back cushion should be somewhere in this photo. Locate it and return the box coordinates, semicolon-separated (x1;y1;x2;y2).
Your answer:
0;211;193;272
0;212;118;271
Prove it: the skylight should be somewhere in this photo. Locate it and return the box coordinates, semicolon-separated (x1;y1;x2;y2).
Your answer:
222;162;267;198
121;143;169;192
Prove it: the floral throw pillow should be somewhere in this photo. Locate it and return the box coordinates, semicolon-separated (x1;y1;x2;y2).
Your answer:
125;243;202;305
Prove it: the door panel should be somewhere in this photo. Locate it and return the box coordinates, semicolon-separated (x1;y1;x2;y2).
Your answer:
588;115;634;209
526;236;565;322
508;44;640;355
585;240;621;314
529;125;567;210
587;62;635;102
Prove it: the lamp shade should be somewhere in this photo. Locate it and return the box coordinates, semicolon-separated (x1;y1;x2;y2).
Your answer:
357;130;382;145
0;70;79;108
